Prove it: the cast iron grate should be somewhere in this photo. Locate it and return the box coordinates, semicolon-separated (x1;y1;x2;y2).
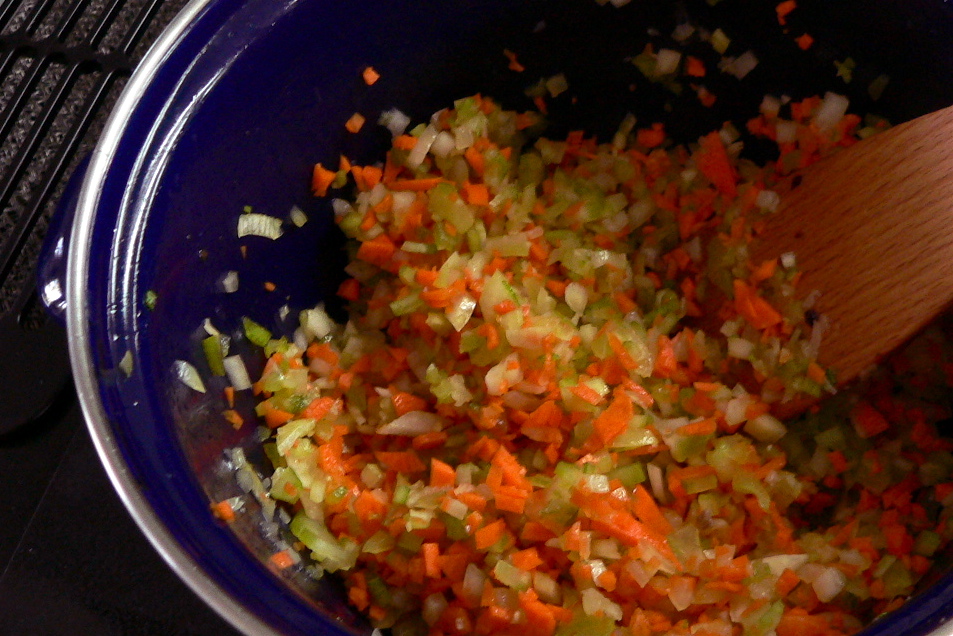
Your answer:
0;0;188;434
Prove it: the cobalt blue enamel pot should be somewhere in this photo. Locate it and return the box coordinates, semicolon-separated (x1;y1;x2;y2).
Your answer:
63;0;953;633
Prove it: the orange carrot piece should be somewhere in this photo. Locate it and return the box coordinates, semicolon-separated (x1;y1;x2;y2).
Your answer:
211;500;235;523
697;131;738;197
356;234;397;268
686;56;706;77
475;519;507;550
222;409;244;429
570;382;605;406
392;135;418;150
264;407;295;428
591;389;634;447
464;147;486;178
795;33;814;50
388;177;446;191
422;542;441;578
463;181;490;206
362;165;383;189
337;278;361;301
311;163;337;197
503;49;525;73
733;279;783;330
632;485;674;536
345;112;366;133
852;401;890;438
374;451;426;474
302;396;336;421
775;0;797;25
362;66;380;85
269;550;295;569
511;547;543;571
430;458;457;489
392;391;428;416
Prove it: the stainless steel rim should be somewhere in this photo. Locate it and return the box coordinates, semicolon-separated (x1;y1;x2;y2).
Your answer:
65;0;277;633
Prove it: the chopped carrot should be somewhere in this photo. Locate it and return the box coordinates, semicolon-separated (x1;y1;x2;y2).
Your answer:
463;181;490;206
637;123;666;149
337;278;361;301
464;146;486;178
795;33;814;50
311;162;337;197
362;66;380;85
264;406;294;428
696;131;738;197
374;450;426;474
356;234;397;268
222;409;244;429
503;49;525;72
392;134;418;150
269;550;296;569
345;112;366;133
422;542;441;578
430;458;457;488
388;177;446;191
852;401;890;438
686;56;706;77
210;500;235;523
776;0;797;25
474;519;506;550
633;485;674;536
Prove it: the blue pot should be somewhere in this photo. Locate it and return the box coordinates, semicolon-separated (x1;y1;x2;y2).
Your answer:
57;0;953;633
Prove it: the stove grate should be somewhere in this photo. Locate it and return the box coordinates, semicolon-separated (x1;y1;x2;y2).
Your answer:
0;0;188;434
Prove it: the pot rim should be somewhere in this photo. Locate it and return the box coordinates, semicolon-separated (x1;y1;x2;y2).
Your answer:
65;0;278;633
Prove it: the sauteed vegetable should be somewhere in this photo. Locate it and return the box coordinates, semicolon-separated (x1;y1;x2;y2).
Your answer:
208;91;953;636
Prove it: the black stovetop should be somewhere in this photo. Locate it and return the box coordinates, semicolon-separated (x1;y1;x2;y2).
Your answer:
0;0;240;633
0;392;238;634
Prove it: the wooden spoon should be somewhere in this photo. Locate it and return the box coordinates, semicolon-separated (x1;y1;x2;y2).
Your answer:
751;104;953;387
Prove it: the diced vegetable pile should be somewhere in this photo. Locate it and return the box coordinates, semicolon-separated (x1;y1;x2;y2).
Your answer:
209;91;953;636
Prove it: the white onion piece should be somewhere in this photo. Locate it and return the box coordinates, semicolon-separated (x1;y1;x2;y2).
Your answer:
237;213;283;240
119;350;134;377
377;410;443;435
223;355;252;390
221;270;239;293
289;205;308;227
406;124;439;169
655;49;682;75
174;360;206;393
814;92;850;133
430;131;455;158
378;108;410;137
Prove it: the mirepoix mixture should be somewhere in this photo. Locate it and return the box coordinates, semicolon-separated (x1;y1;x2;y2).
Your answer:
207;91;953;636
190;6;953;636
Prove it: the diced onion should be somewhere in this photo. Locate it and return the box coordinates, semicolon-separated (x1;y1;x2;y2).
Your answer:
119;350;134;377
812;566;847;603
745;413;787;443
221;270;239;293
238;212;283;240
430;131;455;158
174;360;206;393
565;281;588;315
377;411;443;435
655;49;682;75
407;125;440;169
378;108;410;137
223;355;252;390
289;205;308;227
814;92;850;133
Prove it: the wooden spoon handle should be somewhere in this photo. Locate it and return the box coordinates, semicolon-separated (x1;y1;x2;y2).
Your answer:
752;104;953;385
